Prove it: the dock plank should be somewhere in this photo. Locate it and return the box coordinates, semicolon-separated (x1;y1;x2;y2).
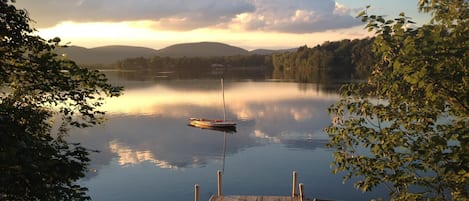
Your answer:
209;195;301;201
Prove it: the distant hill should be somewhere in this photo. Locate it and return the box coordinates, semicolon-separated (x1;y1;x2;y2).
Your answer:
56;42;297;65
56;45;158;65
155;42;250;57
250;48;298;55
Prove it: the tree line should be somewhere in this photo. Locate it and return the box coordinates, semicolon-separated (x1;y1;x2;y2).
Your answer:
111;54;272;79
113;54;271;71
110;38;376;82
272;38;376;82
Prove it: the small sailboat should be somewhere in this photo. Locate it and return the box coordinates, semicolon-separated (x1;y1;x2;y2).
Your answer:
188;118;236;129
189;78;236;131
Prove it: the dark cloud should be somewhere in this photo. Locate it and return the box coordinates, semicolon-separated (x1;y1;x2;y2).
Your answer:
16;0;255;28
16;0;361;33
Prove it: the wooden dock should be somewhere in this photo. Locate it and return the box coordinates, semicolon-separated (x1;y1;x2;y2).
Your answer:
195;171;311;201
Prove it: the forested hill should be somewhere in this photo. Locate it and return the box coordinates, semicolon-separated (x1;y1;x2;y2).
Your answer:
272;37;376;82
55;42;296;66
55;45;158;65
250;48;297;55
156;42;250;57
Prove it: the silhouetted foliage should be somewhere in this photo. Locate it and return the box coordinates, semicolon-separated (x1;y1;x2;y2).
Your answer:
326;1;468;200
1;0;122;200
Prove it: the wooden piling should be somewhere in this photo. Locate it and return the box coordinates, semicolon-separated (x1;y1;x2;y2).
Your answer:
299;183;304;201
292;171;297;197
194;184;199;201
217;170;222;196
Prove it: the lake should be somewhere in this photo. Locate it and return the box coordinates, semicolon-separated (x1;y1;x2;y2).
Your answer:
69;72;388;201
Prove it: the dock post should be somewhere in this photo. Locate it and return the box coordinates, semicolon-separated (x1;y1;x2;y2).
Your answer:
292;171;298;197
217;170;222;196
194;184;199;201
299;183;304;201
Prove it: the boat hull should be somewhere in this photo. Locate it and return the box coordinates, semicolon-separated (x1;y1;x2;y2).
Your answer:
189;118;236;130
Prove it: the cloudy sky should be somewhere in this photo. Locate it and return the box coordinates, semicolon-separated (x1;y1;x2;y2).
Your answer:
16;0;428;50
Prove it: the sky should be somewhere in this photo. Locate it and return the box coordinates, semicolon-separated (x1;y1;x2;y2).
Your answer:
15;0;429;50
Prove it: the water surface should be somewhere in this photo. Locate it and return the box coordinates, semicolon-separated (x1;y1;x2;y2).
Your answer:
70;76;388;201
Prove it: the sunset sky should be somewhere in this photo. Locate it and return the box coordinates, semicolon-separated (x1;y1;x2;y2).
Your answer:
16;0;429;50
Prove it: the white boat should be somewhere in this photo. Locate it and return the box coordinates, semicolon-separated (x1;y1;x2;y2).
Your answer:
189;118;236;129
189;78;236;131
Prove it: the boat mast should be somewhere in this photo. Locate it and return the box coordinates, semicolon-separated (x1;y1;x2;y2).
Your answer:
221;78;226;121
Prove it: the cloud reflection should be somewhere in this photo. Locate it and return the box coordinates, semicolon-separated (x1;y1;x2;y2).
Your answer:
70;80;338;178
109;140;179;169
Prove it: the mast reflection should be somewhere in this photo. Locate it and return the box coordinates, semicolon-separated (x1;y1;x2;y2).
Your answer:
187;124;233;173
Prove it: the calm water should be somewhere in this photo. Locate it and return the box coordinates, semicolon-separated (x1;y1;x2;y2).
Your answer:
69;74;388;201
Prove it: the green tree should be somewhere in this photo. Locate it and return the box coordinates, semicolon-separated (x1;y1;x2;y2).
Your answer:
271;38;375;83
326;0;468;200
1;0;122;200
351;38;376;79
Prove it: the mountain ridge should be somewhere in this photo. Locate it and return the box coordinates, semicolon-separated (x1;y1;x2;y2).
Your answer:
56;45;158;65
156;42;250;57
56;42;297;65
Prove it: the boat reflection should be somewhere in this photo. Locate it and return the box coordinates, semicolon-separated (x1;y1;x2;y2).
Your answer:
187;123;237;133
187;119;234;173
